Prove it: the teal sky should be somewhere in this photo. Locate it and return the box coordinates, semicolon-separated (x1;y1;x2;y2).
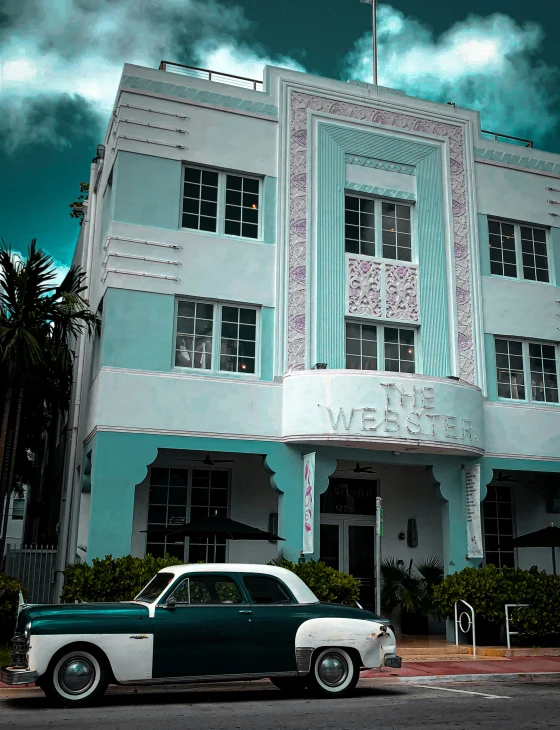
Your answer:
1;0;559;270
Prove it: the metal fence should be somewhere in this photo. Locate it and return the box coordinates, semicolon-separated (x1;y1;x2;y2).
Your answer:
3;545;58;604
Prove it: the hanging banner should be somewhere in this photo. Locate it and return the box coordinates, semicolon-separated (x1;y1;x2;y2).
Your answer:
465;464;483;558
303;453;316;554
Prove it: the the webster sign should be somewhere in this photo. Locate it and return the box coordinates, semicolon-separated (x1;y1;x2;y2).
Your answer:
319;381;476;443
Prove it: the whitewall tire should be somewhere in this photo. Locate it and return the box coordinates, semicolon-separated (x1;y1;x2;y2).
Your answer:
41;648;109;707
308;648;359;698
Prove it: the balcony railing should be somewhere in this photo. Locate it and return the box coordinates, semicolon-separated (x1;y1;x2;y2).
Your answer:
159;61;263;91
481;129;533;148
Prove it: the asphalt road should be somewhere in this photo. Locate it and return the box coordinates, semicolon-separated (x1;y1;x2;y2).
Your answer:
1;678;559;729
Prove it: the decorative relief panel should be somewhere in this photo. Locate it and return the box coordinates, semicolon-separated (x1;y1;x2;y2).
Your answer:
287;91;474;382
385;264;419;322
348;259;382;317
345;155;416;175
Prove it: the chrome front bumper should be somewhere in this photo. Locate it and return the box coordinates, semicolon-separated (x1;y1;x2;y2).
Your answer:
384;655;402;669
0;666;38;686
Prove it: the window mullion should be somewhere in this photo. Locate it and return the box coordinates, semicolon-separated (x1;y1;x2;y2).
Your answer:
214;303;221;373
218;172;225;235
379;325;385;370
514;224;522;280
522;340;531;402
375;199;382;259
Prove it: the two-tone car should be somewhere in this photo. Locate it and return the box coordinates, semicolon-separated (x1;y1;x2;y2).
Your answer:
1;563;401;706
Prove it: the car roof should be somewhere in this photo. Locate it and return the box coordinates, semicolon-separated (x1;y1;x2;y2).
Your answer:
158;563;319;604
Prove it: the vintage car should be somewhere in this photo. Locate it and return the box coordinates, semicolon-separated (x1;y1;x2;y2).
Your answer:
1;564;401;706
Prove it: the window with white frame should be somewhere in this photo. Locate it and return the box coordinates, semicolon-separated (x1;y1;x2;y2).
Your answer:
146;467;229;562
346;322;415;373
488;219;549;282
175;299;258;374
182;166;260;239
495;338;559;403
345;194;412;262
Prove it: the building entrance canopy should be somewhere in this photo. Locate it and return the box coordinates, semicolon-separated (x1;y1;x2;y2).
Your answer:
283;371;484;456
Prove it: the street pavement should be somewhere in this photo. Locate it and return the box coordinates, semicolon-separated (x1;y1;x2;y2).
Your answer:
1;677;559;729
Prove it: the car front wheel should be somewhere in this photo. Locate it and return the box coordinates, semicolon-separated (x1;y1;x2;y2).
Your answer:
307;648;359;698
41;647;109;707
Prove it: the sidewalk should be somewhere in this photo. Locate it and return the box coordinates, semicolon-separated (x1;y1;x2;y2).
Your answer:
362;656;560;680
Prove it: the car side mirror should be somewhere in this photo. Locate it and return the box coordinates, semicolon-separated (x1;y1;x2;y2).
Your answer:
165;597;176;610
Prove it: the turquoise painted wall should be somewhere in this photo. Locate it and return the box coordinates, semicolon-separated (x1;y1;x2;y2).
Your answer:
101;288;175;371
260;306;275;380
262;177;277;244
315;124;450;377
478;214;490;277
484;334;498;401
113;151;182;230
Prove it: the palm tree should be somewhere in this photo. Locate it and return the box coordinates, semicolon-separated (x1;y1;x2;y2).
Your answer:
0;240;98;560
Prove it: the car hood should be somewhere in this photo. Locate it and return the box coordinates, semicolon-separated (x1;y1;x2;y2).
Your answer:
17;601;150;636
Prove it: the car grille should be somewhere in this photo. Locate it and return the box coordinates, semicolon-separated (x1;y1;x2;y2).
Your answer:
10;634;29;669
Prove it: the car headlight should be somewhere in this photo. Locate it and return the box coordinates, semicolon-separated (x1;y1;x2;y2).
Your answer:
23;622;32;639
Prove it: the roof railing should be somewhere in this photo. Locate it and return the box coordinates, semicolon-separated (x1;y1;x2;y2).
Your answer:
481;129;533;148
159;61;263;91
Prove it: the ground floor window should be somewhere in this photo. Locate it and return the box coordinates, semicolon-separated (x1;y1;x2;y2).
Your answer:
483;484;515;568
146;467;229;561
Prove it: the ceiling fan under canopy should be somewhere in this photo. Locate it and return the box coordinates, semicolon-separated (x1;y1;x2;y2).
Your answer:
338;462;376;475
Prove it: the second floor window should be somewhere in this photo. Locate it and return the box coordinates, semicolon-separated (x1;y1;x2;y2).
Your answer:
495;337;558;403
182;166;260;239
175;299;258;374
345;195;412;262
488;219;549;283
345;322;415;373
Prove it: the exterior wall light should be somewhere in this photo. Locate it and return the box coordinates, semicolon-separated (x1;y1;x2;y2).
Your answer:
313;363;327;369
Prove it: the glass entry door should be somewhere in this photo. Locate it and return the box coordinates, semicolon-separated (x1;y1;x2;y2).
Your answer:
320;518;376;610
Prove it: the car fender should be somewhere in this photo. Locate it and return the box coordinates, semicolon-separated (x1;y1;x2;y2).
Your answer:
27;633;154;682
295;618;396;670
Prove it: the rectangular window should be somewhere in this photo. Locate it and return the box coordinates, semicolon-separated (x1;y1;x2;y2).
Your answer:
146;467;230;562
520;226;549;283
483;484;515;569
345;195;412;262
488;219;549;282
382;202;412;261
495;338;559;403
345;196;375;256
175;299;258;375
528;342;558;403
182;166;260;239
495;339;525;399
345;322;415;373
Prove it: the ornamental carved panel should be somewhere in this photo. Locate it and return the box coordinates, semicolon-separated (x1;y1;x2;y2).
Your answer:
287;91;474;383
348;259;382;317
385;264;419;322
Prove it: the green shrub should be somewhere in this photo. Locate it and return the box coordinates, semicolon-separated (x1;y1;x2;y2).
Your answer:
279;559;361;605
432;565;560;638
0;572;23;641
61;554;182;603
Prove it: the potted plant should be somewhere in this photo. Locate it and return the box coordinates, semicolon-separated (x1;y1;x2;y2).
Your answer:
381;557;444;634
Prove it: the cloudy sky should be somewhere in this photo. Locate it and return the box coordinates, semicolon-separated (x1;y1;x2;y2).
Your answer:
1;0;559;273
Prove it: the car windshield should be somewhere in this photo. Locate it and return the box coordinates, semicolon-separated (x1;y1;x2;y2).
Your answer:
134;572;175;603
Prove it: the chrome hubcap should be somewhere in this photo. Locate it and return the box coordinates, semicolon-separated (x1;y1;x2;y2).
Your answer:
318;653;348;687
59;658;95;695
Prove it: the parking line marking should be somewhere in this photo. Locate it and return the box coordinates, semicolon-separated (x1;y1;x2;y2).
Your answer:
409;684;511;699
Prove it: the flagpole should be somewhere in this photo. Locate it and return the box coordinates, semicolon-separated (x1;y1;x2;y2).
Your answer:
360;0;378;86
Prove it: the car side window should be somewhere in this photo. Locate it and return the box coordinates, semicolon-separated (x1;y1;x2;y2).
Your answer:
242;576;293;604
169;575;244;605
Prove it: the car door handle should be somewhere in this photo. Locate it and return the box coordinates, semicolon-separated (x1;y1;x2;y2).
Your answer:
238;610;252;614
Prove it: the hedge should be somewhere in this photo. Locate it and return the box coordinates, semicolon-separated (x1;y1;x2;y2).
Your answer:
432;565;560;638
279;559;361;605
61;554;182;603
0;572;23;641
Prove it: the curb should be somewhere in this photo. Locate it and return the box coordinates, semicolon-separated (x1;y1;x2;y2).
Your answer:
391;672;560;684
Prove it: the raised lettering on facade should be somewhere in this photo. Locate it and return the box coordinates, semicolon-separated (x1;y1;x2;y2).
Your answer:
319;383;475;442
